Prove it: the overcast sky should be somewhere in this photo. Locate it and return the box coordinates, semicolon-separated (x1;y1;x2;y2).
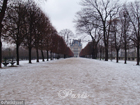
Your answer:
38;0;134;47
40;0;81;35
38;0;90;47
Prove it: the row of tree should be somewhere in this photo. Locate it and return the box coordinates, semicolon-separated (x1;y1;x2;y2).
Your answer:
79;42;93;57
0;0;73;67
2;47;69;60
75;0;140;65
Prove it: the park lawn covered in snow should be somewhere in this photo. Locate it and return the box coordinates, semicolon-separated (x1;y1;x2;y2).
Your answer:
0;58;140;105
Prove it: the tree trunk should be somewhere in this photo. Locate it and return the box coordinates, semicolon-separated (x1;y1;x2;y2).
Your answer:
57;53;60;59
41;50;44;62
29;47;32;63
0;25;2;68
54;53;56;59
110;52;112;61
95;44;98;59
124;51;127;64
110;45;112;61
64;54;66;59
103;20;108;61
46;50;49;61
110;50;112;61
36;47;39;62
100;47;102;60
92;46;97;59
105;46;108;61
0;0;8;68
50;51;53;60
92;52;94;59
0;0;8;24
16;44;19;65
136;45;139;65
116;49;119;63
92;40;96;59
124;47;127;64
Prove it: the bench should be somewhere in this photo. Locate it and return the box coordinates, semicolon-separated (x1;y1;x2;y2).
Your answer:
2;58;16;67
10;61;15;66
2;62;9;66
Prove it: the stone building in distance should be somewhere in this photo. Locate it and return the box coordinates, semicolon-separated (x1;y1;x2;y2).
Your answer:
70;39;82;57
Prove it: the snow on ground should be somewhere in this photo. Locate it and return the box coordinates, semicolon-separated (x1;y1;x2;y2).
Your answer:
0;58;140;105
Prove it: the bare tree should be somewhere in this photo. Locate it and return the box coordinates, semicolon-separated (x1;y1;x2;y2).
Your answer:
78;0;119;61
75;10;102;59
32;7;47;62
2;1;27;65
23;1;40;63
0;0;8;68
45;26;53;61
109;18;123;63
126;1;140;65
59;29;74;46
119;5;131;64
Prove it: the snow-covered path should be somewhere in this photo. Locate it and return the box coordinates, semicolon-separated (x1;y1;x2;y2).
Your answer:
0;58;140;105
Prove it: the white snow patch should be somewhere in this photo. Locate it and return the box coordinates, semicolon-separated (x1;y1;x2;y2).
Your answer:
0;58;140;105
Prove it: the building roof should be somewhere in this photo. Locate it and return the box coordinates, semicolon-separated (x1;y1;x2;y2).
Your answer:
70;39;82;47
